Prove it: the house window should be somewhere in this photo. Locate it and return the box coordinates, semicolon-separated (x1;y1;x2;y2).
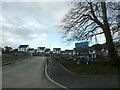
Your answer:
90;51;93;53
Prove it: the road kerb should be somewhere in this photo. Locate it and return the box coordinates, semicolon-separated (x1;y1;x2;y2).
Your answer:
45;59;70;90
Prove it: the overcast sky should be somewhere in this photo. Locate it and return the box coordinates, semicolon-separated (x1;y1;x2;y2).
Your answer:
0;1;107;50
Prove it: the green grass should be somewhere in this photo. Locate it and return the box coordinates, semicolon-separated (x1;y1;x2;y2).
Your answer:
2;53;29;63
54;56;119;75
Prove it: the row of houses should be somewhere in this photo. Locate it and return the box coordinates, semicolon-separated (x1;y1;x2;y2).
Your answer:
2;45;76;55
2;44;102;57
0;44;107;57
2;41;120;58
18;46;75;55
0;47;2;56
2;45;62;54
74;42;120;61
18;45;62;54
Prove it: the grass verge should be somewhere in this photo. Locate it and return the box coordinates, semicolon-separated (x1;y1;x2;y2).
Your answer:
2;53;30;64
53;55;119;75
63;62;119;75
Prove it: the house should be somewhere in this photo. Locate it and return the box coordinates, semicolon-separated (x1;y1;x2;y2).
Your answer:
61;51;65;55
13;49;18;52
18;45;29;52
27;48;35;53
0;47;2;56
37;47;45;53
75;42;89;48
75;47;89;60
27;48;35;55
4;46;13;52
101;42;120;57
102;47;120;57
34;49;37;53
88;47;96;59
75;42;89;60
114;42;120;56
116;45;120;56
45;48;51;54
117;48;120;56
53;48;61;54
101;44;108;57
89;44;106;59
0;47;2;64
62;50;74;55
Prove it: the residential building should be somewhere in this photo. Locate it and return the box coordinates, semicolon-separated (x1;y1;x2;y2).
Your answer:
4;46;13;52
37;47;45;53
114;42;120;56
13;49;18;52
27;48;35;53
45;48;51;54
75;42;89;48
0;47;2;56
88;47;96;59
101;42;120;57
61;51;65;55
27;48;35;56
34;49;37;53
62;50;74;55
53;48;61;54
0;47;2;64
74;42;89;60
75;47;89;60
18;45;29;52
117;48;120;56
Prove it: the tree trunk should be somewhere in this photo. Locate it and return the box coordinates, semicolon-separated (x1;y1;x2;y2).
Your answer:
101;2;118;65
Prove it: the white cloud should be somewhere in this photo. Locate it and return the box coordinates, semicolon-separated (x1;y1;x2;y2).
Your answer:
38;33;48;41
1;13;49;47
1;0;70;2
29;33;48;41
1;2;75;50
54;10;68;24
2;31;20;47
22;17;44;29
0;15;6;22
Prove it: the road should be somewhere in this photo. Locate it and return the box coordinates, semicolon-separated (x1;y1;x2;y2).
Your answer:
48;60;119;88
2;56;60;88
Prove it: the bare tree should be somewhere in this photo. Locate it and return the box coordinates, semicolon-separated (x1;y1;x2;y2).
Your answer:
59;1;120;64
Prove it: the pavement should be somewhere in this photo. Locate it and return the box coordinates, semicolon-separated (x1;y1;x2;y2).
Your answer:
47;59;119;89
2;56;61;88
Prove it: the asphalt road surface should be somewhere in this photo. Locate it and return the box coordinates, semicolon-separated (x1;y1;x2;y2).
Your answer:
2;56;60;88
48;60;119;88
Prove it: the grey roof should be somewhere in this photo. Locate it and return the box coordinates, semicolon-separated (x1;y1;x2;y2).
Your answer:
65;50;73;52
75;42;89;48
53;48;61;50
13;49;18;51
45;48;51;52
7;47;12;49
61;51;65;53
18;45;29;48
28;48;34;51
5;46;12;49
38;47;45;50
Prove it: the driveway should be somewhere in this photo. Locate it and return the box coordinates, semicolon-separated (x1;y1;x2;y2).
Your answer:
2;56;60;88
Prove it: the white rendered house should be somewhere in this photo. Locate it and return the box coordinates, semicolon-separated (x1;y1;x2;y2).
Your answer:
18;45;29;52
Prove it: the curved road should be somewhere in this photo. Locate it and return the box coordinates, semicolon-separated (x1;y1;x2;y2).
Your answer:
2;56;60;88
48;60;119;88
